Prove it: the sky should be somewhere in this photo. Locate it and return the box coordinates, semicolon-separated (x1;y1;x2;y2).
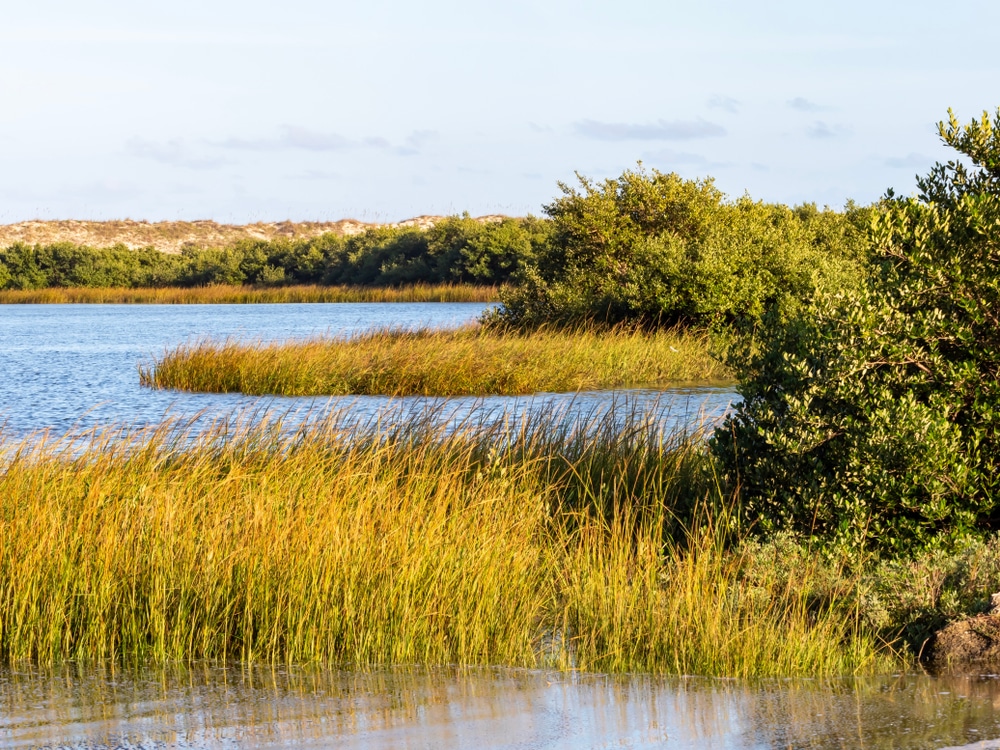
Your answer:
2;0;998;224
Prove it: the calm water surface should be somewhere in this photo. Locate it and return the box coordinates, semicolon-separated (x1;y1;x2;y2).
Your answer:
7;303;985;748
0;303;735;437
3;665;1000;749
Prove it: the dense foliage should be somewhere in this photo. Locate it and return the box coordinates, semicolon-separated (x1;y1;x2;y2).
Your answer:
713;109;1000;553
0;216;546;290
491;167;871;327
1;178;868;325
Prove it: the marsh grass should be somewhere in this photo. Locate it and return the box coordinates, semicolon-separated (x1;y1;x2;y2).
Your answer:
0;283;498;305
0;407;895;675
140;325;731;396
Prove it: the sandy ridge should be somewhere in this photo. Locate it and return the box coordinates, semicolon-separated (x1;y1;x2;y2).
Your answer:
0;215;507;255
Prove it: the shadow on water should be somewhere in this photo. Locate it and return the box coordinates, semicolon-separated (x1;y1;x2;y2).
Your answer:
3;664;1000;749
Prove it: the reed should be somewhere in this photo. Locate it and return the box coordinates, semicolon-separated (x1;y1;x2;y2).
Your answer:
140;325;731;396
0;283;498;305
0;408;895;675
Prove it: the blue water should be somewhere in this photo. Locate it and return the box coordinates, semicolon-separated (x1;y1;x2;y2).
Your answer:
0;302;737;438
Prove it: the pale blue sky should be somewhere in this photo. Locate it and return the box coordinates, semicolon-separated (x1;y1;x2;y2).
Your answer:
2;0;997;223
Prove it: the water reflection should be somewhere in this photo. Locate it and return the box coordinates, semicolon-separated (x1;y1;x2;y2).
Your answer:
2;665;1000;749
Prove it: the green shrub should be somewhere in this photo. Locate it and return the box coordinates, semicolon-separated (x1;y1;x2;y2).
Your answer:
713;108;1000;553
493;165;869;328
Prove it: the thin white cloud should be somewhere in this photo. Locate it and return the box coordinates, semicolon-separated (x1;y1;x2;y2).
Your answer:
0;25;301;47
406;130;438;149
127;138;231;169
640;148;709;165
574;118;726;141
806;121;850;139
282;127;355;151
708;95;741;114
788;97;833;113
214;127;353;152
884;152;932;168
212;127;434;156
294;169;342;181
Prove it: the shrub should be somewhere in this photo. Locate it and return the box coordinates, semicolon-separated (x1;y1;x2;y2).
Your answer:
713;108;1000;552
493;165;869;328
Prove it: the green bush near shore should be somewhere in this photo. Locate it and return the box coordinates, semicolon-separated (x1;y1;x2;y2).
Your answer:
714;107;1000;554
492;168;871;328
0;409;893;675
139;325;730;396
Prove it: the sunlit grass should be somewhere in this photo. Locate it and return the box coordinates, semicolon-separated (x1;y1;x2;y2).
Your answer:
0;408;896;675
140;325;731;396
0;283;498;305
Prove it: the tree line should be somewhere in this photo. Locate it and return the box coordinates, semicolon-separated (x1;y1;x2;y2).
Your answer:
1;177;870;328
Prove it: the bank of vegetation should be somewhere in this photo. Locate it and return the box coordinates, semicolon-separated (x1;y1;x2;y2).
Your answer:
0;176;867;324
0;283;496;305
140;325;728;396
0;215;546;292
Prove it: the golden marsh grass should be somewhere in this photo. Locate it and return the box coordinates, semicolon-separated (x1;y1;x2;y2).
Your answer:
0;283;498;305
0;408;894;675
140;325;731;396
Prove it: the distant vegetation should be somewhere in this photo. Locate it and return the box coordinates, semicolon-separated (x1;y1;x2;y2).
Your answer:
0;182;868;329
0;215;547;291
0;283;497;305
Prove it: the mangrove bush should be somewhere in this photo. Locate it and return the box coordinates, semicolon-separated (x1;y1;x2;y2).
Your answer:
491;166;871;328
713;108;1000;553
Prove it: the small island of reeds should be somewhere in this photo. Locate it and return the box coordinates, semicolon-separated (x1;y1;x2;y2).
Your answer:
139;325;730;396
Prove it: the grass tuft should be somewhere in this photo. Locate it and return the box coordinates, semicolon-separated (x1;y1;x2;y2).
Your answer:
0;407;895;675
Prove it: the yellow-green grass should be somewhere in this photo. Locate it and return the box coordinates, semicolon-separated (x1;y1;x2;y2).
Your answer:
0;409;896;675
0;283;498;305
140;325;731;396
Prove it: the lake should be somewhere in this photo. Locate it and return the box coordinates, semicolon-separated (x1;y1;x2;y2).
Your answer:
0;302;735;437
3;302;991;749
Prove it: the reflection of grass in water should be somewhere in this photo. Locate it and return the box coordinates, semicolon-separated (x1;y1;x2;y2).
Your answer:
0;283;498;305
8;667;995;749
140;325;732;396
0;407;892;675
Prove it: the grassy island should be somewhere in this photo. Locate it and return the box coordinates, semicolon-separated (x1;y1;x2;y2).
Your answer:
139;325;730;396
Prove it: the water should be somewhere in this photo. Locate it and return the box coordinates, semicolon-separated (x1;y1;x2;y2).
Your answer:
22;303;990;748
0;302;736;438
3;665;1000;749
4;303;993;748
